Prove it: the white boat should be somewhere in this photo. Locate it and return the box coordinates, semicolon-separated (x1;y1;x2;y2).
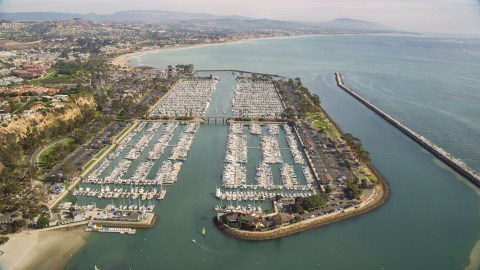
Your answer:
192;239;196;243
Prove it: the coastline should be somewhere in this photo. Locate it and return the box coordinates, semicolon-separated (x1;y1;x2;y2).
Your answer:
111;43;212;68
0;229;89;270
111;38;261;69
111;33;423;70
466;237;480;270
112;35;326;69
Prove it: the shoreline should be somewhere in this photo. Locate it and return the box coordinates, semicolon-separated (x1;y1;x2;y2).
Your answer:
111;37;268;69
0;229;89;270
112;33;420;70
214;182;387;241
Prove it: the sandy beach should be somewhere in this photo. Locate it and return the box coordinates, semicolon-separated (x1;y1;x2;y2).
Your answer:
110;36;294;69
0;229;89;270
111;43;228;69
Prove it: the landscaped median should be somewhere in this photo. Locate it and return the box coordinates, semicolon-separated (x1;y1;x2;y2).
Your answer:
38;138;75;170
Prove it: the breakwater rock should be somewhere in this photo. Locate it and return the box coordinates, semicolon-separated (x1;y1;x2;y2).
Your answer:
215;182;388;241
334;73;480;189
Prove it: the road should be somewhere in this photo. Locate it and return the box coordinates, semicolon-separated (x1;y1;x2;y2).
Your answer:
42;121;124;182
31;138;72;166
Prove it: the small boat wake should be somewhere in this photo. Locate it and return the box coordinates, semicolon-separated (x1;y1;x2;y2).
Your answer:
192;240;226;257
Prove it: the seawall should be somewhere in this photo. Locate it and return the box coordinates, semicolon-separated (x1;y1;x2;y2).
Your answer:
214;183;387;241
195;69;282;77
334;72;480;188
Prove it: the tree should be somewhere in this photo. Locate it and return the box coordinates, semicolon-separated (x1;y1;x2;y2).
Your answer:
28;209;39;220
61;163;77;180
12;219;27;232
27;164;39;181
36;216;50;228
311;94;320;107
292;203;304;214
111;99;122;113
60;49;69;58
360;179;368;189
357;149;371;164
272;214;283;228
275;194;283;201
5;226;13;234
344;180;363;200
298;194;330;210
0;236;9;245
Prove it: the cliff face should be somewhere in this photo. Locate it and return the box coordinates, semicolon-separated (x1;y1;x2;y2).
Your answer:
0;95;96;140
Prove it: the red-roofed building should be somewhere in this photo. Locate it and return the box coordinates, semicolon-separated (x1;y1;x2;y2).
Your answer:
50;101;64;108
47;88;60;95
30;103;43;111
15;70;33;77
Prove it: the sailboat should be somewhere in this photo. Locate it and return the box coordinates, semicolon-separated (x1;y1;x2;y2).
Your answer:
202;227;206;235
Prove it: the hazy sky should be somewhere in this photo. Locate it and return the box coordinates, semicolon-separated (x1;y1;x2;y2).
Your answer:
1;0;479;35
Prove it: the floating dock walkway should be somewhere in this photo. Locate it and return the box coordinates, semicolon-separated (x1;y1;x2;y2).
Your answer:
334;72;480;188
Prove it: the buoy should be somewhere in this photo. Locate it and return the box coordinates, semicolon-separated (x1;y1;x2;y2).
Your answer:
204;259;206;262
141;250;142;252
148;257;150;259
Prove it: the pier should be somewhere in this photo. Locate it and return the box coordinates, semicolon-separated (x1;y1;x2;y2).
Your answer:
335;72;480;188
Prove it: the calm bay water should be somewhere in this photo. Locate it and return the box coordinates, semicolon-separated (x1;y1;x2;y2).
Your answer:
66;35;480;270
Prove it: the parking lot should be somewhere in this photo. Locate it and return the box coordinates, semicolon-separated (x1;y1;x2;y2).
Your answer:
280;82;366;201
40;121;126;203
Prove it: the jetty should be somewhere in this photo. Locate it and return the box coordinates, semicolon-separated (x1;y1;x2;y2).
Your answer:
335;72;480;188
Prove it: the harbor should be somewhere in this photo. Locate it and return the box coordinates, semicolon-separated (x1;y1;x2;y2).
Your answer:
71;117;317;222
149;77;219;117
74;121;202;210
216;122;318;213
60;37;480;270
232;79;285;118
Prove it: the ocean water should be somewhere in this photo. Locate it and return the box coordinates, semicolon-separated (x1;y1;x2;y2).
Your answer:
63;35;480;270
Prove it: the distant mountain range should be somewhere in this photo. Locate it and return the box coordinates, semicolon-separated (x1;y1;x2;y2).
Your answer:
308;18;393;31
0;10;395;32
0;10;255;23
